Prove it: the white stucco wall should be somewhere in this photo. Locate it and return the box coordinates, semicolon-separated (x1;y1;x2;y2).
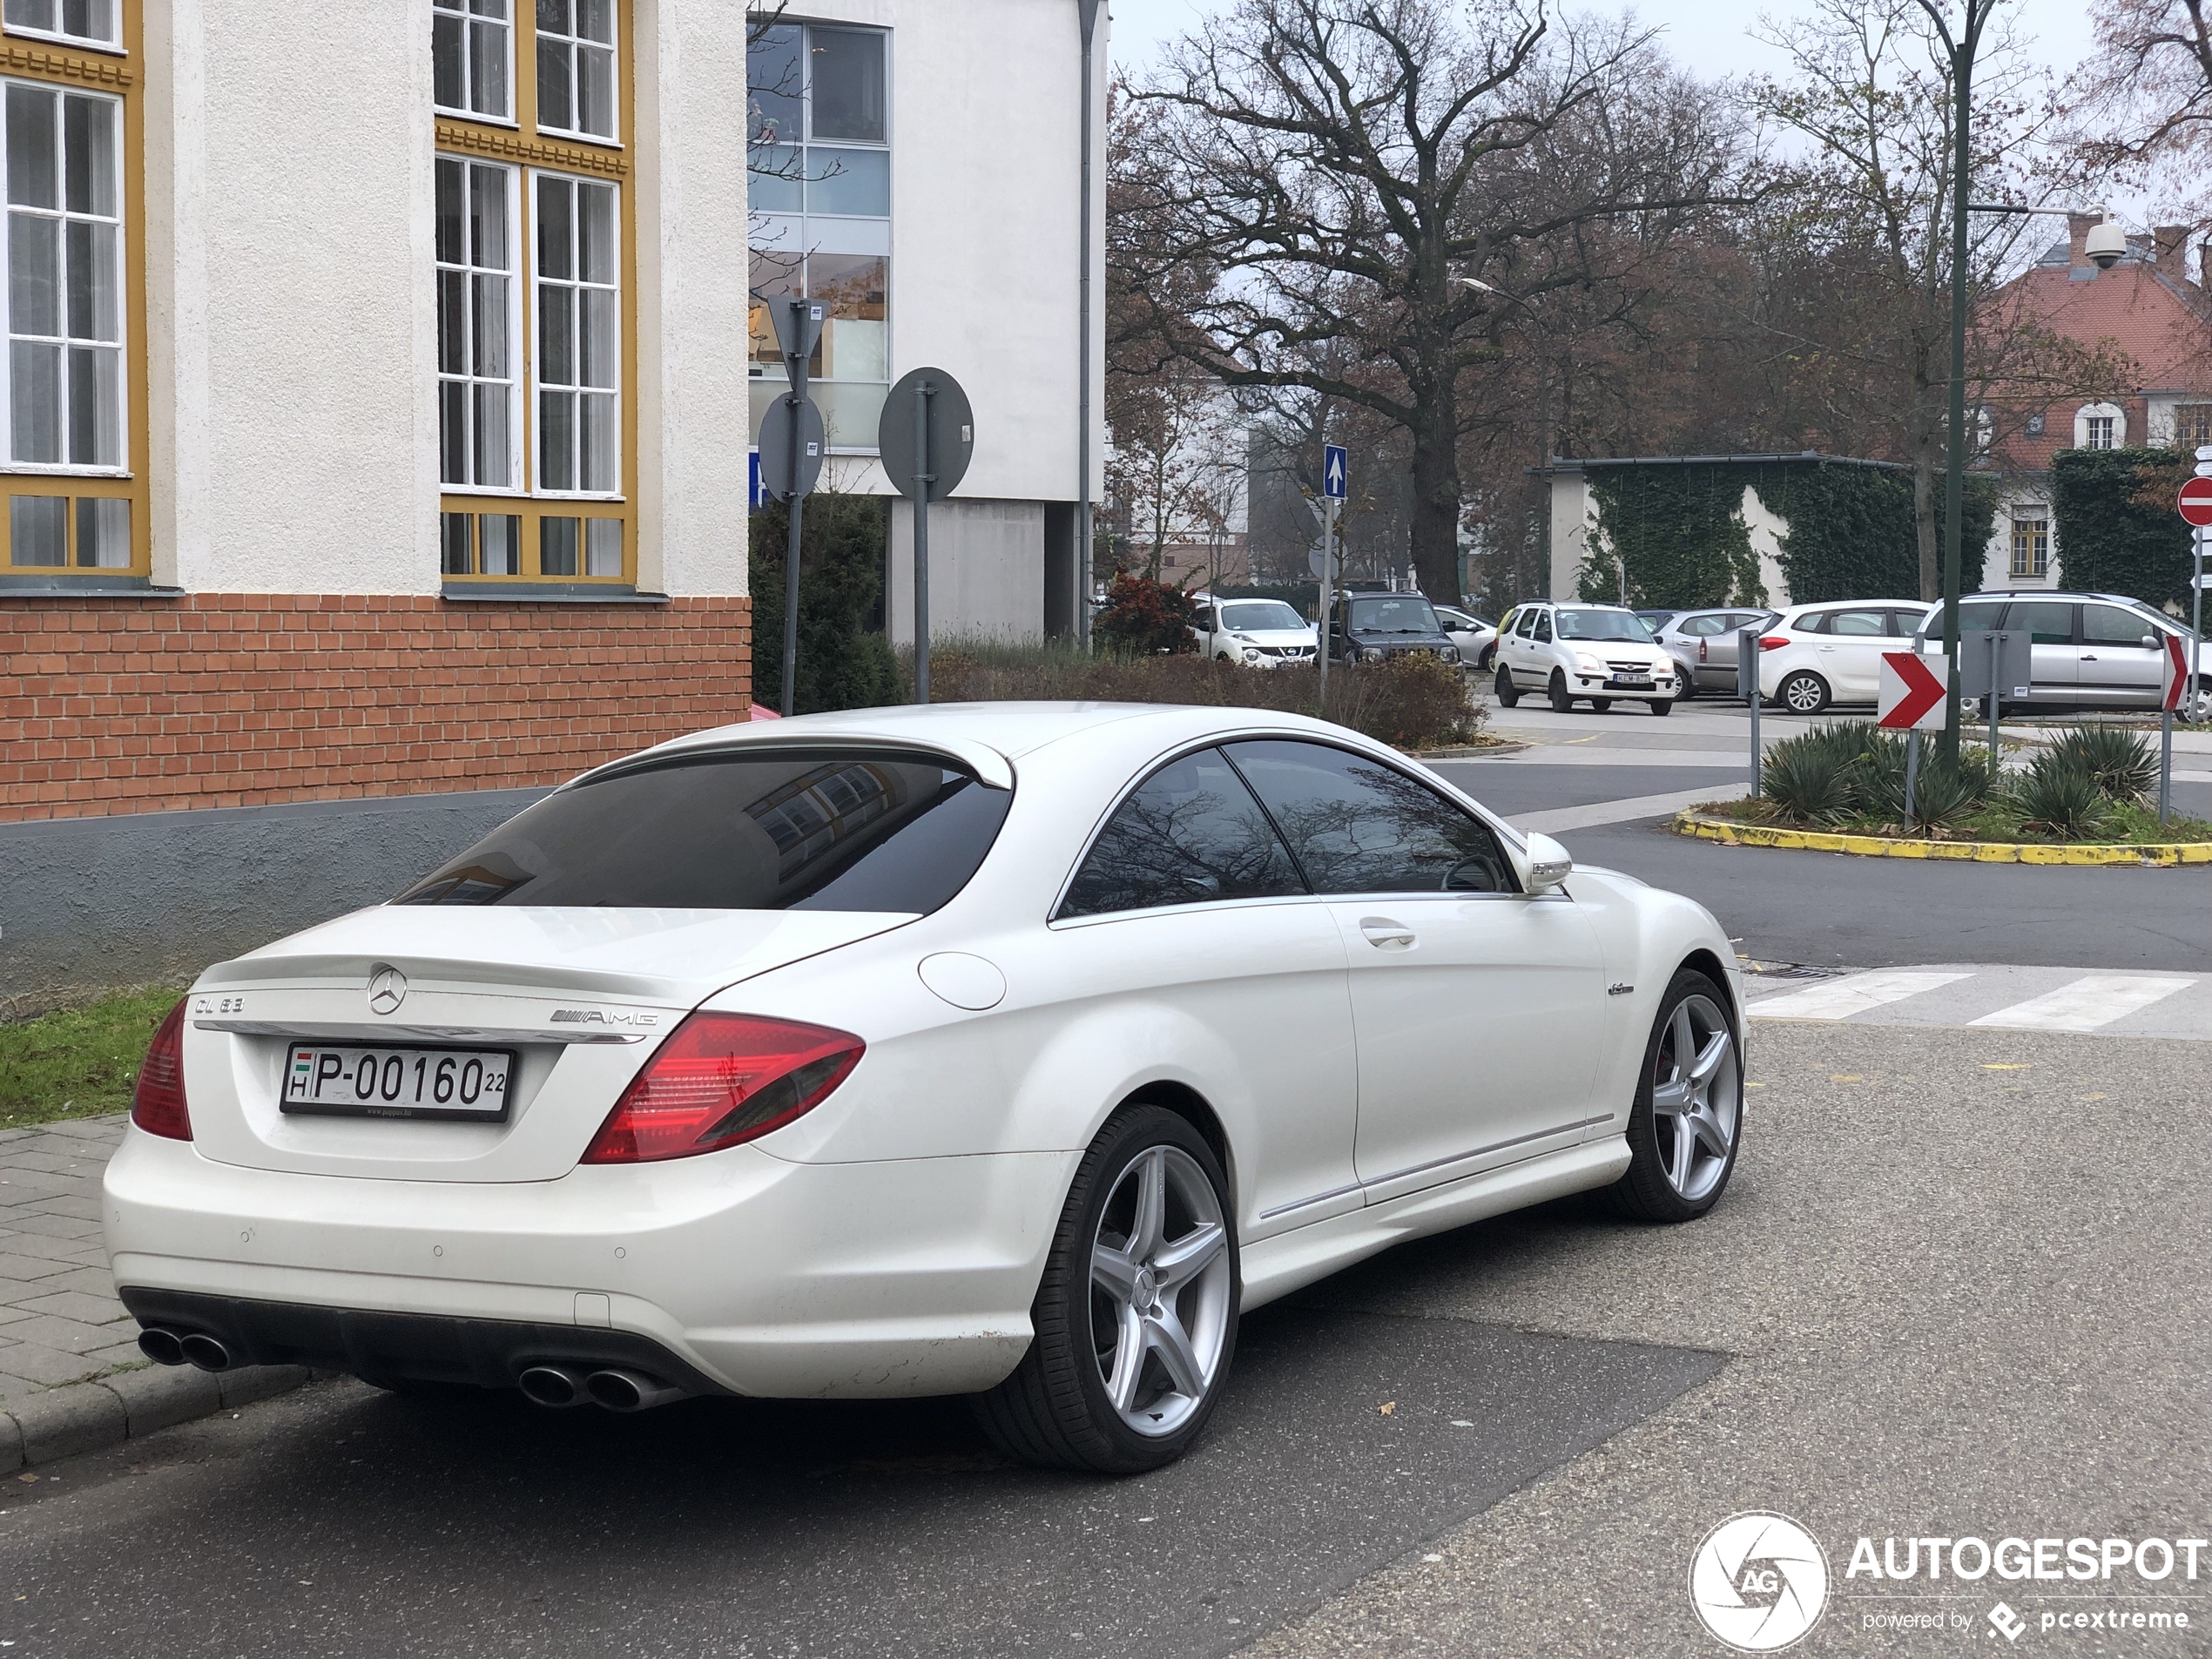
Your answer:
1741;484;1791;608
1547;472;1592;600
632;0;749;599
152;1;439;593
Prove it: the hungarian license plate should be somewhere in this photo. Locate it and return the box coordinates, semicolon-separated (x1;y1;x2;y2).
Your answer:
1611;673;1654;688
282;1043;515;1123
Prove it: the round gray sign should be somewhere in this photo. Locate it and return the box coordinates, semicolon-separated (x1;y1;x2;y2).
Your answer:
757;394;826;502
878;368;974;502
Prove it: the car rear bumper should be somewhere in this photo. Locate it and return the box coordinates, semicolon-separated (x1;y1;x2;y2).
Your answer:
103;1128;1074;1399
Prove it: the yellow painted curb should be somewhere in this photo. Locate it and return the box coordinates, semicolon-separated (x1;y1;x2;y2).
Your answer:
1670;811;2212;867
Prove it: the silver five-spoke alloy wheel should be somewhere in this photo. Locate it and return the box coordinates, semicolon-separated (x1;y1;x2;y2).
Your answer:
1649;992;1739;1204
1089;1144;1233;1437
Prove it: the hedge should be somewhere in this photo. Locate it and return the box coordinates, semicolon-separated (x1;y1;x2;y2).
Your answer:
2049;448;2193;611
1579;460;1995;607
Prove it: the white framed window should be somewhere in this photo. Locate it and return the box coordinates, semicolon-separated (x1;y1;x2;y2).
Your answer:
2009;516;2048;579
2076;402;2125;450
531;171;619;506
435;155;521;493
3;78;125;475
2;0;119;52
536;0;617;143
434;0;513;123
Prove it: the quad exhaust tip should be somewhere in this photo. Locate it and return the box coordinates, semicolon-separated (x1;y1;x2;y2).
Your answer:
517;1365;586;1407
137;1327;185;1366
137;1327;228;1371
179;1332;232;1372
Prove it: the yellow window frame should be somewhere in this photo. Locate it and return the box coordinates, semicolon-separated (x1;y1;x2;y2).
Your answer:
435;2;637;590
0;14;151;583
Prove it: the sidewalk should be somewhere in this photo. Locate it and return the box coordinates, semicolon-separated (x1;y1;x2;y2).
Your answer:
0;1115;138;1399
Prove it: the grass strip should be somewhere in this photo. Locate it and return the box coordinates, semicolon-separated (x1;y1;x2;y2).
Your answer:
0;988;180;1131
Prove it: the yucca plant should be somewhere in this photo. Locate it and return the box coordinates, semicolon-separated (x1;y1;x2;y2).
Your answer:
2046;725;2157;803
1761;732;1860;825
2006;753;2114;840
1861;745;1979;829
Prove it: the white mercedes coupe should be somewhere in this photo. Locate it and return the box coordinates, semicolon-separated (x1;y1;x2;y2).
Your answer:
105;704;1744;1473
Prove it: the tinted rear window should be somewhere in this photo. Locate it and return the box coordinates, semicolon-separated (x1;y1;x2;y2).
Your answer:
394;748;1010;913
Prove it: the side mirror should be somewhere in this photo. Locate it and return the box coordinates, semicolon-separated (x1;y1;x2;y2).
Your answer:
1520;831;1573;894
2142;634;2160;650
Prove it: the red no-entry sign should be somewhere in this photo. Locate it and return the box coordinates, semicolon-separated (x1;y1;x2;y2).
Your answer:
2178;476;2212;526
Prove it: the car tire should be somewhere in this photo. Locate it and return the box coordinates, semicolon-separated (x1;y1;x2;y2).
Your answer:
1604;968;1743;1224
1591;698;1613;712
1777;671;1830;715
972;1105;1239;1474
1494;665;1520;707
1647;697;1673;717
1548;670;1575;713
1477;647;1494;673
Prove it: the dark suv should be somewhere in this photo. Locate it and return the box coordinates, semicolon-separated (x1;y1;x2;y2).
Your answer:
1327;592;1459;664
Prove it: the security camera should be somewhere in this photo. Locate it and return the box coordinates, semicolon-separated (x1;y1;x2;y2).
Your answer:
2085;218;2128;270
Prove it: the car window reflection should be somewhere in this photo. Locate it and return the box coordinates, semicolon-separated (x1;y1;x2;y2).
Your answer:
1059;748;1307;919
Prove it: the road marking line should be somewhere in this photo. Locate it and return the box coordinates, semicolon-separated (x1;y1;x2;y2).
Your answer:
1968;975;2195;1034
1747;970;1973;1022
1509;786;1747;834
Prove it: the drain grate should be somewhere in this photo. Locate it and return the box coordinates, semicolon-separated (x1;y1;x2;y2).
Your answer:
1740;961;1846;981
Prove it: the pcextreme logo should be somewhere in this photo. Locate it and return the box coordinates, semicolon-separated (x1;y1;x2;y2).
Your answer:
1689;1512;1831;1652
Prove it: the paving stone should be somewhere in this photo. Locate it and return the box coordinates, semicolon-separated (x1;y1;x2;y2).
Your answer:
0;1342;102;1386
0;1173;85;1201
0;1402;18;1470
20;1196;99;1221
0;1214;101;1241
0;1314;119;1353
40;1116;126;1138
10;1377;125;1463
27;1266;118;1299
13;1291;131;1325
0;1253;78;1283
0;1233;99;1264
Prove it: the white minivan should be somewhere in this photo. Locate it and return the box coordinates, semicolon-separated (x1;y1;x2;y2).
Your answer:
1757;600;1935;714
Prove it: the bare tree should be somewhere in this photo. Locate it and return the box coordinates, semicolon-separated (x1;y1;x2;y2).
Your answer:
1115;0;1743;604
2062;0;2212;210
1104;364;1249;582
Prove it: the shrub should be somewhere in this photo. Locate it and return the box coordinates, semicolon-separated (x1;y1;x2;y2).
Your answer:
914;641;1482;751
2046;725;2158;803
2006;754;2114;839
1094;572;1199;657
749;494;903;714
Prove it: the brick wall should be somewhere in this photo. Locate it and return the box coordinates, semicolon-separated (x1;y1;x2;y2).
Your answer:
0;594;752;822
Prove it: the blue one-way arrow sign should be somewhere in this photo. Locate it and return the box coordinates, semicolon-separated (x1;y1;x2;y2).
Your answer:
1323;444;1347;500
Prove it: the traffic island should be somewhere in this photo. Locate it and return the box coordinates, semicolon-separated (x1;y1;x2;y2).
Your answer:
1672;807;2212;867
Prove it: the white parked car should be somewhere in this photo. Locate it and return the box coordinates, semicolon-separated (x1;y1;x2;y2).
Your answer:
1492;603;1683;714
1757;599;1935;715
107;705;1744;1474
1190;597;1318;667
1433;604;1501;671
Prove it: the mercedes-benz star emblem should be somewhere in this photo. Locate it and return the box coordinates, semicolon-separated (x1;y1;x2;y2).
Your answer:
366;966;408;1016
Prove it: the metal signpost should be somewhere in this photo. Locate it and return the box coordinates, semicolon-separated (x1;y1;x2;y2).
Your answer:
2158;632;2191;823
1736;627;1763;799
2178;454;2212;819
1956;629;2031;770
1878;650;1949;819
1318;444;1347;699
758;297;826;718
879;367;974;705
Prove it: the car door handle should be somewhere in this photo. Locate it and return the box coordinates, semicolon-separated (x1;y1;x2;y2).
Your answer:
1359;917;1418;951
2080;653;2098;661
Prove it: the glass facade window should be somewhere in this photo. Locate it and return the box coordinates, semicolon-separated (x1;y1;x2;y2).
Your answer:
749;24;890;452
435;0;513;122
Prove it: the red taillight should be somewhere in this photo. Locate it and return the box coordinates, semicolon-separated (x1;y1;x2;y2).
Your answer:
1697;638;1709;663
131;998;192;1141
1758;635;1789;651
580;1013;864;1164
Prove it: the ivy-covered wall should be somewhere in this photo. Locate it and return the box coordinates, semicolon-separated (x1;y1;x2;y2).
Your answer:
1578;460;1995;607
2049;448;2193;611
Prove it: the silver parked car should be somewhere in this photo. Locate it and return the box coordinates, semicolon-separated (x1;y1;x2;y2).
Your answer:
1433;604;1501;671
1912;591;2212;718
1648;607;1780;698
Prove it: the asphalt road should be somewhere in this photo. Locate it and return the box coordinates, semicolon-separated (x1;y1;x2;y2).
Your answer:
4;1023;2206;1656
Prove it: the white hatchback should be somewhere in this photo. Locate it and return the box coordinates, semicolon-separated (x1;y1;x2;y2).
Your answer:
1492;603;1681;714
106;704;1744;1473
1757;600;1936;714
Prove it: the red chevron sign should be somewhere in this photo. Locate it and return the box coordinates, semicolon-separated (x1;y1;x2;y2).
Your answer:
1878;651;1947;731
2161;631;2192;712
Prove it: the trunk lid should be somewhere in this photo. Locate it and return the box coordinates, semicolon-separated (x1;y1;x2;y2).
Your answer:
180;906;909;1183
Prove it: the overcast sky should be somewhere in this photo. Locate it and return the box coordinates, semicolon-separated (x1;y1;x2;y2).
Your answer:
1108;0;2099;118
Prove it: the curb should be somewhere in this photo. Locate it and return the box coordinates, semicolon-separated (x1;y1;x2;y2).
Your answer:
1671;810;2212;867
0;1364;317;1473
1414;741;1531;760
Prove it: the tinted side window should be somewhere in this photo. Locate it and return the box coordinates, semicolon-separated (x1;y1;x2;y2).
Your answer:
1885;608;1930;636
1223;741;1517;895
1793;611;1829;634
1828;609;1888;636
2083;604;2159;647
1058;748;1307;920
1682;615;1726;637
395;748;1010;913
1532;612;1554;642
1954;600;2007;634
2010;601;2074;644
